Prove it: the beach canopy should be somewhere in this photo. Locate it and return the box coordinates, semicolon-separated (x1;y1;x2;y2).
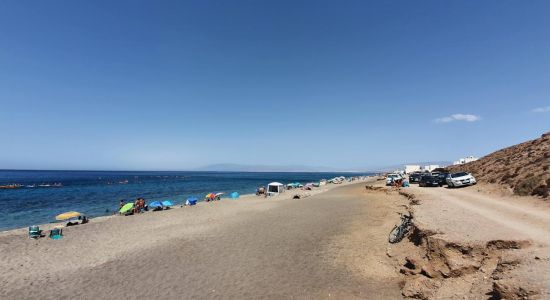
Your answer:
55;211;81;221
215;192;224;197
149;201;163;208
206;193;216;199
161;200;173;207
267;182;285;195
230;192;239;199
119;203;134;214
186;197;198;206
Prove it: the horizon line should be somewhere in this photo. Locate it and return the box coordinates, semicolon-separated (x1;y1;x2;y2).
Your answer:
0;168;374;173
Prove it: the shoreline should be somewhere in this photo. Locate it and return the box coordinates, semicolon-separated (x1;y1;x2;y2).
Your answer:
0;177;411;299
0;176;374;237
0;171;374;233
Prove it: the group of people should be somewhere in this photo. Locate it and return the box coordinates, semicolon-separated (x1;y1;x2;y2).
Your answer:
255;186;266;196
205;194;221;202
391;178;409;188
66;215;89;226
119;198;148;215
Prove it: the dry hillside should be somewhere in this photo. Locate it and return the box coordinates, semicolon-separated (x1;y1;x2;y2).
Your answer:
448;132;550;198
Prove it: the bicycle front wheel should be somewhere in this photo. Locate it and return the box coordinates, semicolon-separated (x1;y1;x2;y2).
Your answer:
388;225;402;244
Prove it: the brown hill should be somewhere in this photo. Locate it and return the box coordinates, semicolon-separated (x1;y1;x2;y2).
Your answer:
448;132;550;198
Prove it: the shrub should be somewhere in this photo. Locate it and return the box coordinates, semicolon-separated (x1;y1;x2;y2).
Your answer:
514;177;540;196
500;173;511;182
532;185;549;198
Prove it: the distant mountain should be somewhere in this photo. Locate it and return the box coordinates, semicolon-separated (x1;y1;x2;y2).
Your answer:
195;163;344;173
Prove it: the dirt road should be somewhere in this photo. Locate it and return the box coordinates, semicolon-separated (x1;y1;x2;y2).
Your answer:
408;184;550;246
400;183;550;298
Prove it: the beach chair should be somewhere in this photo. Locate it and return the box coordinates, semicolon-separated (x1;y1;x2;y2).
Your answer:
29;225;42;239
49;228;63;240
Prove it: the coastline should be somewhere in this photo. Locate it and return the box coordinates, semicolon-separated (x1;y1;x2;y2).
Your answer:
0;176;412;299
5;174;550;299
0;177;371;237
0;170;371;232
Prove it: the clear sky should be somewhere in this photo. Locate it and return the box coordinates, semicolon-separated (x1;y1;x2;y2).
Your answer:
1;1;549;171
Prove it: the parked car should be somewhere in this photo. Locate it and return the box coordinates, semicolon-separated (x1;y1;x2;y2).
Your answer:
386;173;403;186
436;173;450;186
419;175;441;187
446;172;477;188
408;173;422;183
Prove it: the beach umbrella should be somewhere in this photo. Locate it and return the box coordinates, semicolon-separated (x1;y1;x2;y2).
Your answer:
149;201;163;208
55;211;81;221
230;192;239;199
215;192;224;197
161;200;173;207
119;203;134;214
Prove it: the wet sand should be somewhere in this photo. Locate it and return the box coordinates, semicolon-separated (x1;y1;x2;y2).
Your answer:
0;180;407;299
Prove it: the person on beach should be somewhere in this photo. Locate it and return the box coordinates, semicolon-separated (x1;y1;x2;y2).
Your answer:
137;198;145;212
119;200;125;215
134;199;140;213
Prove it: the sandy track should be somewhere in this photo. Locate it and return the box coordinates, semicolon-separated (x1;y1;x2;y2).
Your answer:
409;184;550;246
401;184;550;298
0;181;407;299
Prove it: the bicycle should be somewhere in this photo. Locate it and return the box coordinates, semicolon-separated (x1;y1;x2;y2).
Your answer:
388;213;413;244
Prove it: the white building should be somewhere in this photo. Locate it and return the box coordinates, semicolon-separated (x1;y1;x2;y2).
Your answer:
453;156;478;165
404;165;421;174
422;165;440;172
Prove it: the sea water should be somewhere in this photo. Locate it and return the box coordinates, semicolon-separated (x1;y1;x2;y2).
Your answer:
0;170;370;231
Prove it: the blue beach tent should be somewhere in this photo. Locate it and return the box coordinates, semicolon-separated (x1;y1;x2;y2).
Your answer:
149;201;163;208
230;192;239;199
186;197;198;206
161;200;173;207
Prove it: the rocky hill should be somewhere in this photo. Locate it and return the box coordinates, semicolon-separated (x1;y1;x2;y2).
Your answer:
448;132;550;198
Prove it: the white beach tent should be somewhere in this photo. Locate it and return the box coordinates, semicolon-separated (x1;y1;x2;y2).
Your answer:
267;182;285;196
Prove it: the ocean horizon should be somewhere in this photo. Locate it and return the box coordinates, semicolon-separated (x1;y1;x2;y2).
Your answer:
0;169;371;231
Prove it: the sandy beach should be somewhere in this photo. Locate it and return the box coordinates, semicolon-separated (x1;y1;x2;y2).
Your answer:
0;178;410;299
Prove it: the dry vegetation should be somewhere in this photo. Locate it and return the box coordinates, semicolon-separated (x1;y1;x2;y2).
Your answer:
448;132;550;198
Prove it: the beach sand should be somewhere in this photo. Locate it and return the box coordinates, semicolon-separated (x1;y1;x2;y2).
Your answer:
0;179;408;299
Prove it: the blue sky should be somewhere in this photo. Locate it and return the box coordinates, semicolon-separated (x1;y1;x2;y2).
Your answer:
0;0;549;171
